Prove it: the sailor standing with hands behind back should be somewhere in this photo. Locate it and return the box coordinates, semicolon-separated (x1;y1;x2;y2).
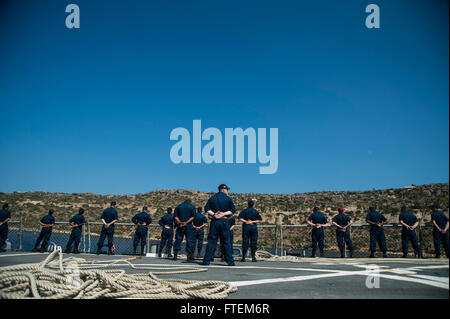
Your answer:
64;208;86;254
239;199;262;262
96;201;119;255
307;207;329;258
132;206;152;256
32;209;56;253
0;204;11;253
202;184;236;266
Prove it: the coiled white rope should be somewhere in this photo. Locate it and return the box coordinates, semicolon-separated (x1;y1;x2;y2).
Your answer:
0;247;238;299
255;250;306;262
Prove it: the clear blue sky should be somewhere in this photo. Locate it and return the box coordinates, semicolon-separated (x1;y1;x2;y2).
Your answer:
0;0;448;195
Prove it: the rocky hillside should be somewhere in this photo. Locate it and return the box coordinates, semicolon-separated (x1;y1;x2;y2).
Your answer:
0;183;448;229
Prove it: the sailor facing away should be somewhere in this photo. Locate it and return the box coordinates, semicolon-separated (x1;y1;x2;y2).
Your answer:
332;207;354;258
202;184;236;266
64;208;86;254
173;199;196;261
33;209;56;253
193;206;208;258
0;204;12;252
398;205;422;258
307;207;329;257
238;199;262;262
96;201;119;255
430;204;449;258
158;207;175;258
219;215;236;262
132;206;152;256
365;206;388;258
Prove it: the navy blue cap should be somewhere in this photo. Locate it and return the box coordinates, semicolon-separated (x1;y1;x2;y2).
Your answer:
218;184;230;191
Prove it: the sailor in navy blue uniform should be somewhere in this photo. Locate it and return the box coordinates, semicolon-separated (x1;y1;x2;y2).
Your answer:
173;199;196;261
64;208;86;254
307;207;329;257
332;208;354;258
399;205;422;258
238;199;262;262
32;209;56;253
132;206;153;256
219;215;236;261
202;184;236;266
96;201;119;255
193;207;208;258
0;204;11;252
430;204;449;258
158;207;174;258
366;206;388;258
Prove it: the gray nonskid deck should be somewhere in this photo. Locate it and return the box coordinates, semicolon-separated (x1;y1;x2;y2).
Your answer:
0;252;448;299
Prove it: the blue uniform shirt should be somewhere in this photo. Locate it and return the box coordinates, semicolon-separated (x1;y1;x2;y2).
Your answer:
238;208;262;224
205;192;236;216
399;211;418;228
308;212;328;225
332;213;351;227
431;211;449;230
174;201;196;223
40;214;55;230
132;212;152;226
159;214;174;228
69;214;86;229
101;207;119;224
193;212;208;227
366;211;387;229
0;209;11;224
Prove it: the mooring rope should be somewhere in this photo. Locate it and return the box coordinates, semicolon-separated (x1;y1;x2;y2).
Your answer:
255;250;450;264
0;247;238;299
255;250;305;262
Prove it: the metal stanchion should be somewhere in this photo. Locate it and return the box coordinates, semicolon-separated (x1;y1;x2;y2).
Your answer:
19;218;23;251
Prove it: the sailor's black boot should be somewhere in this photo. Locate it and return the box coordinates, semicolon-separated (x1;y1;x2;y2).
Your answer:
241;249;247;262
251;249;257;262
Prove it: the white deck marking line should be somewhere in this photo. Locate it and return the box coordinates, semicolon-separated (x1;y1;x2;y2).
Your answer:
0;253;43;258
410;274;449;284
229;271;364;287
74;263;349;273
228;270;449;290
406;265;449;270
2;255;446;274
347;264;390;269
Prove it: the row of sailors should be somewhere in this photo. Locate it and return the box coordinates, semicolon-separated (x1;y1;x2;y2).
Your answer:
0;190;448;261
